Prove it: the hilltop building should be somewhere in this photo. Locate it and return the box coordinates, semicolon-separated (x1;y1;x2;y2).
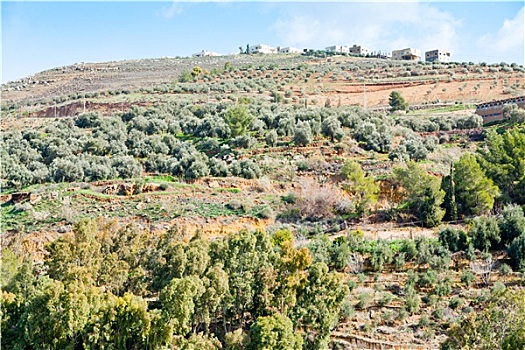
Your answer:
349;45;369;56
425;49;451;63
192;50;222;57
392;48;421;61
475;96;525;124
325;45;350;54
277;46;302;54
249;44;277;54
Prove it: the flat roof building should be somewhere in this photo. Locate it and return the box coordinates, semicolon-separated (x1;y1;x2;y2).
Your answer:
392;48;421;61
278;46;302;54
425;49;451;63
192;50;222;57
349;45;369;56
325;45;350;54
249;44;277;54
475;96;525;124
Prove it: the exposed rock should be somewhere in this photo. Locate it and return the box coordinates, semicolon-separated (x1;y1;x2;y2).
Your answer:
142;183;161;193
208;180;220;188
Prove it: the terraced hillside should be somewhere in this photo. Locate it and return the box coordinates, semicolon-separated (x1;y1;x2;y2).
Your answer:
1;55;524;350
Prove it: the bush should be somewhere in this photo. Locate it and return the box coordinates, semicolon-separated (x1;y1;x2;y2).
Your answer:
418;270;438;289
50;156;85;183
448;297;463;310
321;116;342;141
112;156;143;179
509;234;525;271
439;227;468;252
265;130;278;147
75;112;102;128
461;270;475;287
208;158;229;177
229;159;261;179
499;204;525;247
369;240;393;272
469;216;501;252
293;122;313;147
256;205;274;219
231;134;255;150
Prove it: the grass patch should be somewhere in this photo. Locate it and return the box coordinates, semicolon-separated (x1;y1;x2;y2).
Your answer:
216;187;241;194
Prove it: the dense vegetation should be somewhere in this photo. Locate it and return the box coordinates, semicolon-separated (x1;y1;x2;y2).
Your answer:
3;214;525;349
1;55;525;349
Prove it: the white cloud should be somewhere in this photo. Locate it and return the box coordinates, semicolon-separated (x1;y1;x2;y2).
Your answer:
271;14;345;47
478;7;524;53
270;3;461;55
157;2;184;19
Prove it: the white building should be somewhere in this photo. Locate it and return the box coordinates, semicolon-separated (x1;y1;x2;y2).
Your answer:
278;46;302;54
392;48;421;61
349;45;369;56
249;44;277;54
425;49;451;63
325;45;350;54
192;50;222;57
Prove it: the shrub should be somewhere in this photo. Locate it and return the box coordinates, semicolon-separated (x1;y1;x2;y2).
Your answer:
356;292;373;310
256;205;274;219
369;240;393;272
378;292;393;307
208;158;229;177
230;134;256;149
439;227;468;252
291;177;341;220
418;270;438;289
499;204;525;247
293;122;313;147
433;274;452;297
461;270;475;287
321;116;342;141
509;234;525;271
50;156;85;183
405;290;421;314
265;130;278;147
229;159;261;179
469;216;501;252
448;297;463;310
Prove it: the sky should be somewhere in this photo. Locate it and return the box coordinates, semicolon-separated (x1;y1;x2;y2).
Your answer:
2;1;524;83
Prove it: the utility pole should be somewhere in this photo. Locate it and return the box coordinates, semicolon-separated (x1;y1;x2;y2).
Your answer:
83;90;86;114
363;80;367;110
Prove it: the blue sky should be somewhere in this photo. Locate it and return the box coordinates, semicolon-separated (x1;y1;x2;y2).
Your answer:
2;1;524;83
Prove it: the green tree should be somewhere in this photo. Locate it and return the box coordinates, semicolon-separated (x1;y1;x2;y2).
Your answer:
191;66;203;77
509;234;525;271
477;127;525;204
439;227;468;252
394;162;445;227
469;216;500;252
441;165;458;221
249;313;303;350
454;154;500;216
499;204;525;247
292;262;349;349
293;121;313;147
441;289;525;350
265;130;278;147
340;159;379;215
160;276;205;335
321;116;343;142
370;239;394;272
389;91;408;113
179;70;193;83
223;105;254;137
84;292;155;350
